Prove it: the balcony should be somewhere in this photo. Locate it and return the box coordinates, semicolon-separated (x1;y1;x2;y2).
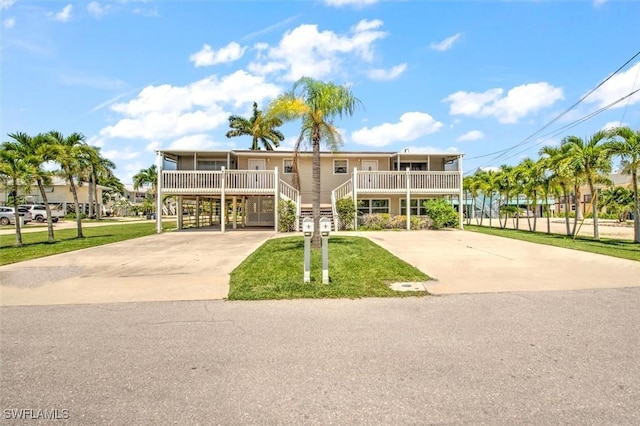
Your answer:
355;171;461;194
161;170;275;194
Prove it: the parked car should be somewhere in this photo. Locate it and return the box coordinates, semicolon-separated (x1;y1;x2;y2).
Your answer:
0;206;32;225
19;204;63;223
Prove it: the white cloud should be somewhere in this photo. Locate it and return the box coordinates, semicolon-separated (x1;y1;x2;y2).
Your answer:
443;82;564;123
248;19;387;81
169;134;220;150
102;147;140;161
0;0;16;10
100;70;282;141
323;0;378;7
146;141;161;152
367;63;407;81
585;61;640;109
430;33;462;52
189;42;247;67
351;112;443;147
457;130;484;142
49;4;72;22
87;2;108;18
3;16;15;28
601;121;627;131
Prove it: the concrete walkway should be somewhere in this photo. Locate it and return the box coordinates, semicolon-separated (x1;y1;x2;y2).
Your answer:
354;230;640;294
2;227;639;306
0;229;274;306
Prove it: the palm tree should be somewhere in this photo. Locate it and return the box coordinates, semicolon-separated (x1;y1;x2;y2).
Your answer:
0;143;37;246
475;169;498;227
226;102;285;150
85;146;117;219
517;158;544;232
48;131;89;238
496;165;516;229
133;165;158;215
463;175;479;225
540;144;574;236
607;126;640;243
269;77;361;247
562;131;612;239
5;132;62;243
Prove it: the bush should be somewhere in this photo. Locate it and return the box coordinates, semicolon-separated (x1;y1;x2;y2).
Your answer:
278;200;297;232
358;213;429;230
423;199;458;229
336;197;358;230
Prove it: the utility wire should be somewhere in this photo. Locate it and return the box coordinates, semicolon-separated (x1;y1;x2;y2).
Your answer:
465;50;640;165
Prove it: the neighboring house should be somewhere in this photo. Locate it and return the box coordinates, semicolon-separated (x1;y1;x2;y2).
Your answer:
554;173;634;217
123;184;150;204
154;149;464;232
1;176;106;216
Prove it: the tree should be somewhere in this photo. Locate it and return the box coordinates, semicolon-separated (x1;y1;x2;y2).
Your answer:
0;143;37;246
516;158;545;232
562;131;612;239
5;132;62;243
269;77;361;247
540;144;574;236
133;164;157;194
48;131;89;238
607;126;640;243
599;187;633;222
85;146;117;219
475;169;498;227
496;165;516;229
226;102;285;150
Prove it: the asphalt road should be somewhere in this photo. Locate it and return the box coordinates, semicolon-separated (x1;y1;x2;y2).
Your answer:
2;289;639;425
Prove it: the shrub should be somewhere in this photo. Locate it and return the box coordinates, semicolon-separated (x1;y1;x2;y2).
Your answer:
358;213;429;230
336;197;358;230
278;200;296;232
423;199;458;229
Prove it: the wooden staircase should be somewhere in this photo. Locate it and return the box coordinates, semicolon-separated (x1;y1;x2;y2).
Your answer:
298;206;336;231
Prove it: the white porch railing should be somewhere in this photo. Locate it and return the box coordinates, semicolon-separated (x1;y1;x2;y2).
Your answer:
330;179;353;231
162;170;276;194
356;171;460;194
280;180;301;231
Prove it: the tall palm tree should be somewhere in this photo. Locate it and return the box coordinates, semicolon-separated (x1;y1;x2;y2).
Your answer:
562;131;612;239
85;146;117;219
496;165;516;229
540;144;574;236
0;143;37;246
607;126;640;243
517;158;544;232
463;175;479;225
48;131;89;238
269;77;361;247
133;165;158;214
226;102;285;150
475;169;498;227
5;132;62;243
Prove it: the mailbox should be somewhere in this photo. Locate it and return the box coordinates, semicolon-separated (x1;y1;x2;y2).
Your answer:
319;217;331;236
302;217;314;236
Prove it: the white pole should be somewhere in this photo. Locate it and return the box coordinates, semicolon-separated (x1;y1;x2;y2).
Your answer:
221;167;226;233
274;166;279;232
458;156;464;230
155;152;163;234
406;167;411;231
353;167;358;230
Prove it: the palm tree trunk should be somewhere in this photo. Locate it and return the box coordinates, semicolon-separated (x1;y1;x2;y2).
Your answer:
488;195;493;228
88;175;95;218
68;176;84;238
37;178;55;243
589;181;599;239
562;186;571;236
11;180;23;247
633;169;639;244
312;128;321;249
93;175;101;220
572;186;582;237
479;196;486;225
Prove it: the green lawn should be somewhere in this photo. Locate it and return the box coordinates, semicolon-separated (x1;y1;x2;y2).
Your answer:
0;222;175;265
465;225;639;262
228;236;430;300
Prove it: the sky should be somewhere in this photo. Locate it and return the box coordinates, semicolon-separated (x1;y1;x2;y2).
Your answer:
1;0;639;184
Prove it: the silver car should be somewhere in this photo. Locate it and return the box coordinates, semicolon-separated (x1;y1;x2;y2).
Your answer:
0;206;32;225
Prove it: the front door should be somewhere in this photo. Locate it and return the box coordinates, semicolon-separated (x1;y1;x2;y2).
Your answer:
248;159;266;171
362;160;378;171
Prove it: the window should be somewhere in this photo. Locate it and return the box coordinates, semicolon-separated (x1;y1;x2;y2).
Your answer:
584;194;592;203
400;199;429;216
197;160;226;170
358;199;389;216
393;162;427;171
283;159;294;174
334;159;348;174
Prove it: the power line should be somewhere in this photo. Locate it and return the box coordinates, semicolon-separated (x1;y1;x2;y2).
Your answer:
465;50;640;165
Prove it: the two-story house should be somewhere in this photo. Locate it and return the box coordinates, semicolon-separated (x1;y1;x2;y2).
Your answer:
154;149;464;232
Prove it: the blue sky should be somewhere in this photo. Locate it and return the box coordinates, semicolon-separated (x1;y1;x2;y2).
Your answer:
1;0;639;183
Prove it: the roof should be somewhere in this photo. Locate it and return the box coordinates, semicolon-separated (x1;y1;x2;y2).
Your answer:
158;148;464;160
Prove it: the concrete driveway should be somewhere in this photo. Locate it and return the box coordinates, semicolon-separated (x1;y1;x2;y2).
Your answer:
358;229;640;294
0;230;274;306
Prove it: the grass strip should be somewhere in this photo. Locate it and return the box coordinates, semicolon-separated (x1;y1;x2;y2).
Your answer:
465;225;639;262
0;222;175;265
228;236;430;300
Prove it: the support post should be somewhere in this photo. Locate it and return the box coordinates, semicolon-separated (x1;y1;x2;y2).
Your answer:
155;152;163;234
177;196;183;229
232;196;237;230
195;196;200;228
221;167;226;233
353;167;358;231
406;167;411;231
458;156;464;230
319;217;331;284
274;167;279;232
302;217;313;283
